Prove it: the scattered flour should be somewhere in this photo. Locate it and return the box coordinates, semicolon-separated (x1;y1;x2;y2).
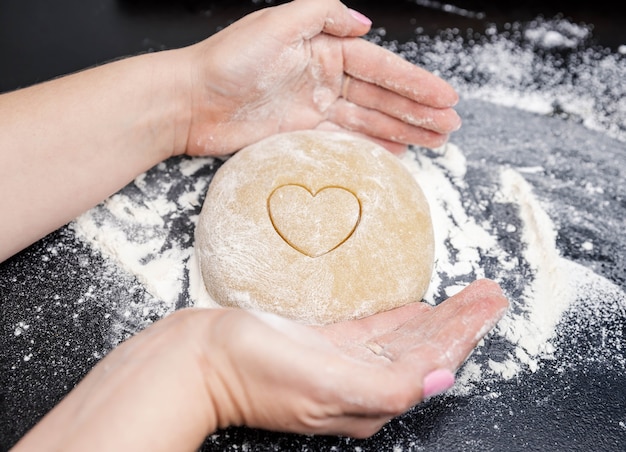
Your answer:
400;144;623;390
386;17;626;143
74;192;187;305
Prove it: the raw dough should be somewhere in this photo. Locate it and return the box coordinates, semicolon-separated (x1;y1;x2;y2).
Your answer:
195;130;434;325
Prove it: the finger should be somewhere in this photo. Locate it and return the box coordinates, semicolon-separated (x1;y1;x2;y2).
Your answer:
409;279;510;368
373;279;509;370
342;75;462;134
317;300;434;366
305;412;392;439
315;121;409;154
273;0;371;41
315;358;424;421
342;38;459;108
319;299;432;341
327;98;452;149
432;278;509;341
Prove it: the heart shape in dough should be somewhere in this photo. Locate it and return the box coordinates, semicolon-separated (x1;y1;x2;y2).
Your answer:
268;184;361;258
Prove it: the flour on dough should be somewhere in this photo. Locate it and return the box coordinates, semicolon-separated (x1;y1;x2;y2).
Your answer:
194;130;435;325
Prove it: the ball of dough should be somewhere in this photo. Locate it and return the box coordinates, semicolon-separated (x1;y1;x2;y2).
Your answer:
195;130;434;325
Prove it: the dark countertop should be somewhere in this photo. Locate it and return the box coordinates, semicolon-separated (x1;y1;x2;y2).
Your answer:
1;1;625;451
1;0;624;94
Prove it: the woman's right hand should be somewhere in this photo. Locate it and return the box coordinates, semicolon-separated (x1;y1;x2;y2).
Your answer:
13;279;507;451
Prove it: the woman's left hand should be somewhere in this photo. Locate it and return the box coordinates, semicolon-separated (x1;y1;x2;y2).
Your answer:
179;0;462;156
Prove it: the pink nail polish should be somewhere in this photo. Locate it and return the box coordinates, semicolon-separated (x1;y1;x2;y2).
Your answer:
423;369;455;399
348;8;372;26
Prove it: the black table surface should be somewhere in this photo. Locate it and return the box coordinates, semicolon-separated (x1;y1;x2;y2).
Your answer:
1;1;625;451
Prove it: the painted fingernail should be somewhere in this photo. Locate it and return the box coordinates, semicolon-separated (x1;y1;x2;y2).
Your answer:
423;369;455;399
348;8;372;26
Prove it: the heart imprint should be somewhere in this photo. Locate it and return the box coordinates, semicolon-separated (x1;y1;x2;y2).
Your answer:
267;184;361;258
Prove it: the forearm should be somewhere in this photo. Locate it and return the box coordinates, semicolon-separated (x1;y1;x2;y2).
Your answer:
0;50;191;261
11;309;220;452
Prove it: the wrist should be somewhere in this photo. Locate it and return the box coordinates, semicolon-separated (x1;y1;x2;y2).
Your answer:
132;50;193;159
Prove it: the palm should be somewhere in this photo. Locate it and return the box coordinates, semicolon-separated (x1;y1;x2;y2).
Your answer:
186;29;345;155
318;279;508;371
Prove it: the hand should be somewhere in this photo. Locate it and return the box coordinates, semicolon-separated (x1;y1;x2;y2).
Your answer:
14;279;506;451
213;278;508;437
178;0;462;156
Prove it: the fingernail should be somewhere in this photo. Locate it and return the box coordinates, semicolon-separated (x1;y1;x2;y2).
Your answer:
348;8;372;26
452;114;462;131
423;369;455;399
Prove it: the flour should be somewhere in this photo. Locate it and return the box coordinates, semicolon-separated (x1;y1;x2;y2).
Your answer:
495;170;570;359
71;156;221;344
404;145;624;394
401;146;573;387
68;16;625;392
389;17;626;143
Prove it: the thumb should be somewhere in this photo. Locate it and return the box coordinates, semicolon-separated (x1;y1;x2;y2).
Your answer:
278;0;372;39
325;2;373;36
